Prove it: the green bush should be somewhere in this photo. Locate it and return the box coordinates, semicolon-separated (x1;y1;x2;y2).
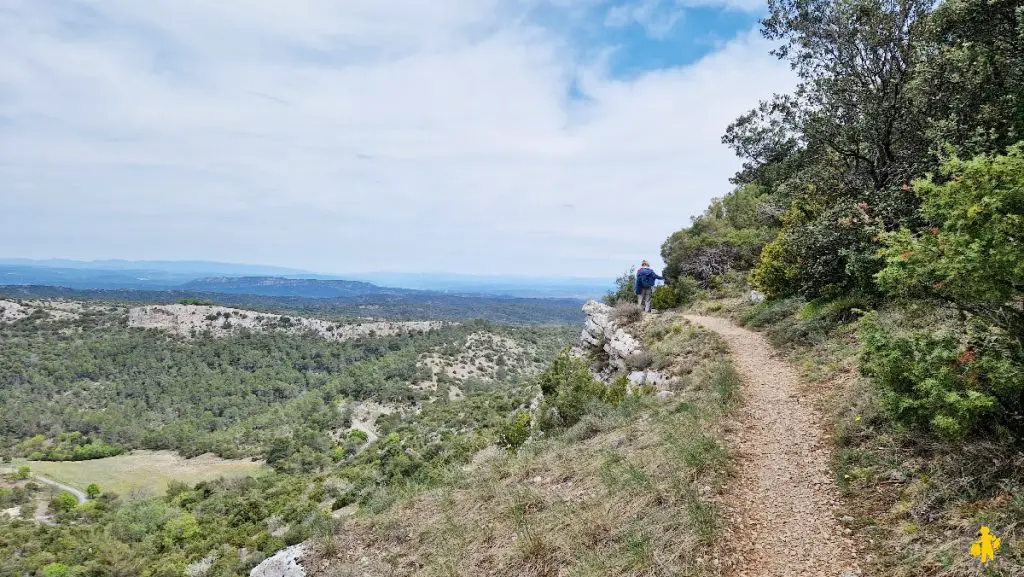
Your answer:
876;143;1024;334
860;314;1012;439
42;564;71;577
798;295;871;325
537;350;607;430
869;144;1024;439
497;410;532;451
652;285;677;309
749;232;801;298
740;297;803;328
603;268;636;305
50;492;78;513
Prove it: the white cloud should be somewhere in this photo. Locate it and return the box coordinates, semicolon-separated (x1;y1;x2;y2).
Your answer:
605;0;685;39
0;0;793;277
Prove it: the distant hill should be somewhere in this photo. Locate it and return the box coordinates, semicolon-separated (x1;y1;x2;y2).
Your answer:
179;276;416;298
0;259;611;299
0;285;585;325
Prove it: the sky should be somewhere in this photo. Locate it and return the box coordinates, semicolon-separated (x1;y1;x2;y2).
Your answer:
0;0;795;279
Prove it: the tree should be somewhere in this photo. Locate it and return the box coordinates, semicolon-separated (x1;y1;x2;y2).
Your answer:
86;483;101;499
51;491;78;513
661;185;776;288
726;0;938;299
603;268;636;305
42;564;71;577
914;0;1024;159
14;465;30;480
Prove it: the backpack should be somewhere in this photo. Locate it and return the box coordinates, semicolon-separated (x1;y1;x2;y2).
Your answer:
638;268;657;289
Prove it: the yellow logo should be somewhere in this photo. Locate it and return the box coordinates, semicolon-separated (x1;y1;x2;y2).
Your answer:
970;526;1000;565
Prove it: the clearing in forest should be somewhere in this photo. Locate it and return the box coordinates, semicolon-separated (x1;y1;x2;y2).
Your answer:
17;450;265;497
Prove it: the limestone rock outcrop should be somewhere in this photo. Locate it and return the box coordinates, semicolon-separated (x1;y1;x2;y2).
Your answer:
579;301;641;378
250;544;308;577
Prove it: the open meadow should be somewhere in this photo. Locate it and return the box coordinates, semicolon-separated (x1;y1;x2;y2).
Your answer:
16;451;265;497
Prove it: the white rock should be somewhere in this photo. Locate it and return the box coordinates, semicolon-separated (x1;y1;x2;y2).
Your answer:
250;544;309;577
627;371;669;387
748;290;766;304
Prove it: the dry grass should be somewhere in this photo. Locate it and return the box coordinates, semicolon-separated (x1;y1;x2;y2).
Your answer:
17;450;265;496
306;313;736;577
612;303;644;326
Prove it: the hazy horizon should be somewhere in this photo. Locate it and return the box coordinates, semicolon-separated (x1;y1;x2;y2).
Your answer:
1;1;794;278
0;256;615;283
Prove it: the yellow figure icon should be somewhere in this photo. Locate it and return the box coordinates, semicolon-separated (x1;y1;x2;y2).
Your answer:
970;526;1000;564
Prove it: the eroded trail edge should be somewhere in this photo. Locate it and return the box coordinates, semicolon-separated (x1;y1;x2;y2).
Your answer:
685;315;859;577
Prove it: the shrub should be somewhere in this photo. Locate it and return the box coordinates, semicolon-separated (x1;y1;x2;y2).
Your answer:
799;295;871;325
740;297;803;328
42;564;71;577
537;350;607;430
625;351;654;371
650;285;678;310
612;303;643;326
603;268;636;305
86;483;101;500
50;491;78;513
602;373;629;405
750;232;801;298
869;145;1024;439
497;410;533;451
861;313;1021;439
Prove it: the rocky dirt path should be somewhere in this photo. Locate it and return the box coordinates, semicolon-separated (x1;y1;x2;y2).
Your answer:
685;315;860;577
0;467;87;504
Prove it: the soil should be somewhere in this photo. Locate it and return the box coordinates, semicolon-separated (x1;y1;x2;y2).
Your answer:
686;315;861;577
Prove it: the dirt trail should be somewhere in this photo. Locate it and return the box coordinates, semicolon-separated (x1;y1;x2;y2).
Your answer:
686;315;859;577
32;474;88;504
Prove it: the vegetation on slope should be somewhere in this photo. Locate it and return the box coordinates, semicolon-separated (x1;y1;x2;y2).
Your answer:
304;312;739;577
0;285;587;325
0;302;572;464
0;299;577;576
648;0;1024;574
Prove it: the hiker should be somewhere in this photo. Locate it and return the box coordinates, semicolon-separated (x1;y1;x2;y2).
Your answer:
634;260;663;313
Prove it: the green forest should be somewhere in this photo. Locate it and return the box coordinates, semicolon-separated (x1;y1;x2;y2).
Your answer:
0;302;577;575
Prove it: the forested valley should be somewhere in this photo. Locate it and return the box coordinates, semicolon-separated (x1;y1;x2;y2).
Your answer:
0;298;576;575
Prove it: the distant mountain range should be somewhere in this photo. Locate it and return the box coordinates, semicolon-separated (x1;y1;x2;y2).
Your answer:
0;259;612;299
179;276;419;298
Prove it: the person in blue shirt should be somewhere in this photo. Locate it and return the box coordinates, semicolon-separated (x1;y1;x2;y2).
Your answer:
634;260;663;313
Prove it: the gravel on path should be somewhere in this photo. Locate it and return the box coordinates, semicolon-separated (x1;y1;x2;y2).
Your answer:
686;315;860;577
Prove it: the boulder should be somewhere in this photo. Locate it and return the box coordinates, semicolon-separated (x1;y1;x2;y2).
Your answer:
250;544;308;577
627;370;670;388
748;290;766;304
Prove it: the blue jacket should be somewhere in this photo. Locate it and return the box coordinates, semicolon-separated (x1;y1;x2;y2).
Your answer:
635;267;663;294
